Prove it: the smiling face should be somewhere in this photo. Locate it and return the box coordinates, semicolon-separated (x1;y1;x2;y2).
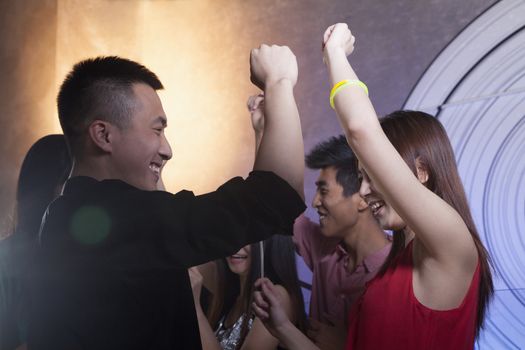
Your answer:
226;245;252;277
110;83;172;191
358;164;405;230
312;166;363;239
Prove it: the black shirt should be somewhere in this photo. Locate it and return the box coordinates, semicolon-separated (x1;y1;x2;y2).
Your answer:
26;171;305;349
0;234;28;350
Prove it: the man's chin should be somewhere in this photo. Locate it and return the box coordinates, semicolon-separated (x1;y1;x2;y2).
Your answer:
145;183;158;191
320;227;333;238
128;179;156;191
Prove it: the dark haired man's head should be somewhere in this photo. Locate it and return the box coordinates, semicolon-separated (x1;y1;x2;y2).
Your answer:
306;135;368;239
57;56;163;155
56;56;172;191
306;134;360;196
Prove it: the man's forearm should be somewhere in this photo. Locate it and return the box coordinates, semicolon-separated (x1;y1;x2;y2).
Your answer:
253;79;304;199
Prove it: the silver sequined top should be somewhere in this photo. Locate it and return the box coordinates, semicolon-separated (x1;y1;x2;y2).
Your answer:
215;313;254;350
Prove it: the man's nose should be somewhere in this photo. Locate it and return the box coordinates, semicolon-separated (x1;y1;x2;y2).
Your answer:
160;133;172;161
312;192;321;208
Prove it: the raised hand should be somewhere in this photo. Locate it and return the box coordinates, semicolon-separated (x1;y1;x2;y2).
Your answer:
250;45;298;90
322;23;355;63
247;93;265;134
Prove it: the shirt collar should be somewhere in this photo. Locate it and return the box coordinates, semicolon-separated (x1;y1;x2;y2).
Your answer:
334;239;392;273
63;176;136;196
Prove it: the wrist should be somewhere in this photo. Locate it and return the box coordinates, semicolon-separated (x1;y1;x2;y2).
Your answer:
264;77;295;90
323;46;347;64
275;319;295;336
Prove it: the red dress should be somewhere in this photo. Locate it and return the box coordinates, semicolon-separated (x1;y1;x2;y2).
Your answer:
345;240;480;350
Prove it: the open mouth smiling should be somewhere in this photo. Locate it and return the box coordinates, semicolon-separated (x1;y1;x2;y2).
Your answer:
230;254;248;260
368;200;385;216
149;162;161;180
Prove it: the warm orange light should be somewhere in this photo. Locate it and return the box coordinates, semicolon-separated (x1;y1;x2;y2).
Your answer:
53;0;259;194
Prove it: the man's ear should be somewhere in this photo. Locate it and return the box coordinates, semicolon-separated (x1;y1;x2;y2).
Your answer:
88;120;114;153
415;157;429;185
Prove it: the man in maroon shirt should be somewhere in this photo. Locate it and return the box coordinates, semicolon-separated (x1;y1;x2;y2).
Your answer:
294;135;391;349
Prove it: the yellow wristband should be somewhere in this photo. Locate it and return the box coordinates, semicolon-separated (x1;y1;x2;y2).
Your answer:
329;79;368;109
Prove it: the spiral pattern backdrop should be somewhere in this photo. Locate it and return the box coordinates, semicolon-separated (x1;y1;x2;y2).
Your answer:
405;0;525;348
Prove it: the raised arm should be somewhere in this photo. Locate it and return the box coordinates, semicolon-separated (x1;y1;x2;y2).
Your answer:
247;93;265;153
322;24;477;270
250;45;304;200
246;95;320;269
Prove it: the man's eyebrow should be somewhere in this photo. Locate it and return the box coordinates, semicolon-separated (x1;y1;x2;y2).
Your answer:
152;116;167;127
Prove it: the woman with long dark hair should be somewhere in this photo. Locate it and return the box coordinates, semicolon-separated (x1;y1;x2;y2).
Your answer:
254;24;493;350
0;134;71;350
190;234;307;350
325;23;493;349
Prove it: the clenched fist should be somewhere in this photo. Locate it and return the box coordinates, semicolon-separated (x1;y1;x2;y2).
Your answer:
250;44;298;90
322;23;355;61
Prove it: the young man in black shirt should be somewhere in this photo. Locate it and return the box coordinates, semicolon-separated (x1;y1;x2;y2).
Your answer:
27;45;305;349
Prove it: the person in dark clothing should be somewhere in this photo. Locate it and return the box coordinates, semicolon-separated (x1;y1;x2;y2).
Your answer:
0;135;71;350
27;44;305;349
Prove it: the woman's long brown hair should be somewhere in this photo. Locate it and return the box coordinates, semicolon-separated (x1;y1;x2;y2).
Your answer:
377;110;493;337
